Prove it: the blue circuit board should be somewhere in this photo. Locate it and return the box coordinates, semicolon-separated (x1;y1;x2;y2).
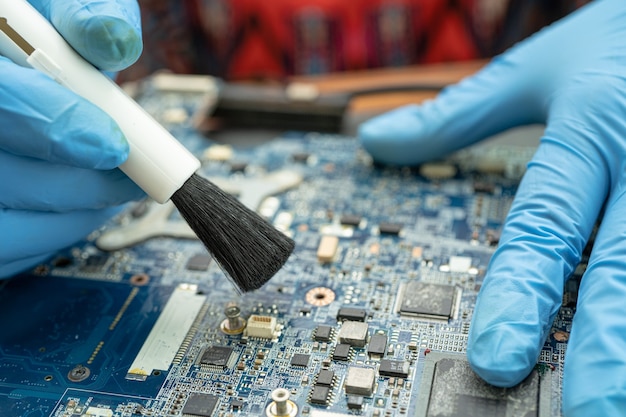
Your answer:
0;74;575;417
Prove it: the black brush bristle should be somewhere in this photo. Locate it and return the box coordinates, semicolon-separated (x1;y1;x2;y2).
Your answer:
171;173;295;292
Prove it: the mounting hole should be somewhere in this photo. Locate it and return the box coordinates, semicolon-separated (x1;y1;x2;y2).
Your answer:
44;375;53;382
67;365;90;382
305;287;335;306
130;273;150;286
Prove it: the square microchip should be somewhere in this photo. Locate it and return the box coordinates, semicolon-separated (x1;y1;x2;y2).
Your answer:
414;352;551;417
182;393;219;417
186;253;212;271
310;385;330;405
332;343;351;361
367;333;387;356
291;353;310;367
315;369;335;386
314;325;333;342
200;346;234;368
397;281;459;320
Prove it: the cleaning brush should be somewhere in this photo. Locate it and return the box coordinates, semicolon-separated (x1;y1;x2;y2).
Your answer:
0;0;294;292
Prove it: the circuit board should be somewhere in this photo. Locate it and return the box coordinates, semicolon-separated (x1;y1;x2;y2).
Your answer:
0;74;576;417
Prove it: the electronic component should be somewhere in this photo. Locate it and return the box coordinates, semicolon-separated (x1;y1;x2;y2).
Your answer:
378;222;403;235
346;396;364;410
367;333;387;357
203;144;233;161
336;307;367;322
378;359;410;378
447;255;472;273
185;253;212;271
310;386;331;405
419;162;458;180
344;367;376;396
415;352;551;417
332;344;351;361
313;325;333;342
291;152;311;163
81;254;108;272
230;161;248;173
339;214;362;227
85;407;113;417
182;393;219;417
317;235;339;263
199;346;234;369
126;284;207;381
337;321;368;347
396;281;460;320
315;369;335;387
244;315;281;340
291;353;310;367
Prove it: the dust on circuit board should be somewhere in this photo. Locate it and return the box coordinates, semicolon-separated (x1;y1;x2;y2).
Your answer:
0;74;575;417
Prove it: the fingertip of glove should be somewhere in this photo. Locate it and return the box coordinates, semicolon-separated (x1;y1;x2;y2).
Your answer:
80;16;143;71
358;105;432;165
467;328;537;388
51;2;143;71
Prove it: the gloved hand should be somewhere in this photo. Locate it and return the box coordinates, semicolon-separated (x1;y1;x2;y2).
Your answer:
359;0;626;415
0;0;145;278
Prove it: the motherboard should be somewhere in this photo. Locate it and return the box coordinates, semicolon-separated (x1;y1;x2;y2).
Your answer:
0;74;576;417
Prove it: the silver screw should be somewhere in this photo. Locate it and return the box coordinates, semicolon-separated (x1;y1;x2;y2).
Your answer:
272;388;289;416
224;303;242;330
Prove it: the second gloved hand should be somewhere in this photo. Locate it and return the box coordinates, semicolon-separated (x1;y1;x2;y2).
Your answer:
0;0;145;278
359;0;626;415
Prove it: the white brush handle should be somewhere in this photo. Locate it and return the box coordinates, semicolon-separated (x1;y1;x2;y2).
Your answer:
0;0;200;203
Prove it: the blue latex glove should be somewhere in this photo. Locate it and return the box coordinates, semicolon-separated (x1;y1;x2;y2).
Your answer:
0;0;144;278
359;0;626;415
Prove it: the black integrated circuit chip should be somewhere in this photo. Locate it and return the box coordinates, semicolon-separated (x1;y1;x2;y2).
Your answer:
367;333;387;356
415;352;551;417
314;325;333;342
229;161;248;173
186;253;212;271
182;393;219;417
378;222;403;235
332;343;351;361
200;346;234;368
337;307;367;322
81;255;108;272
290;353;310;367
340;214;362;226
397;282;458;320
347;395;364;410
315;369;334;386
292;152;311;163
310;385;330;405
379;359;410;378
230;399;244;411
